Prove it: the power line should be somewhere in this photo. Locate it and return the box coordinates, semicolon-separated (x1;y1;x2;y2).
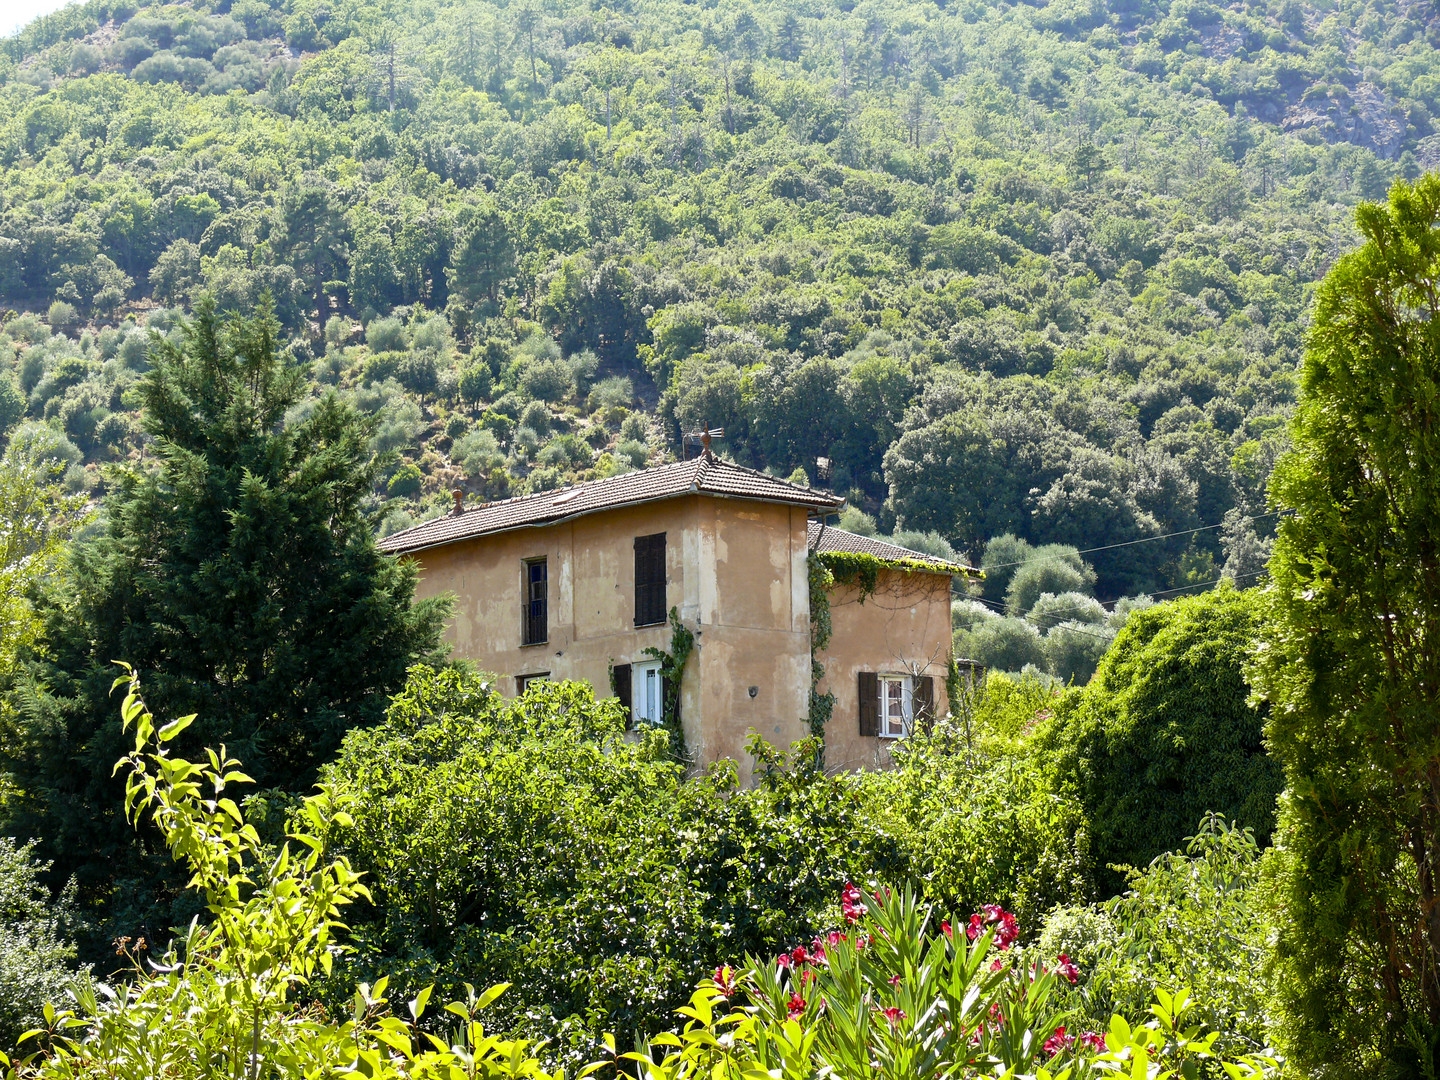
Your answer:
1148;568;1268;597
981;510;1288;573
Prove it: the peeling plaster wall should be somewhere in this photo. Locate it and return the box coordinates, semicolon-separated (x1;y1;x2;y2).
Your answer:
817;568;954;772
404;494;813;784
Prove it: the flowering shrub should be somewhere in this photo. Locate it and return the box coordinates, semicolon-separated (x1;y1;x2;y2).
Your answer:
617;884;1279;1080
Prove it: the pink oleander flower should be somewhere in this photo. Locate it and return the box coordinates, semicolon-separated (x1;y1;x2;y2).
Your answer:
887;974;901;986
941;919;952;938
1043;1026;1074;1056
791;945;809;967
787;993;806;1019
1079;1031;1107;1052
1055;953;1080;985
878;1006;906;1027
810;937;828;964
712;965;738;996
841;882;868;924
776;952;790;970
826;930;847;948
966;904;1019;949
855;933;871;950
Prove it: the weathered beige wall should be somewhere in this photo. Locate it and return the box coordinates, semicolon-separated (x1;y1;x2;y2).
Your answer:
816;568;953;772
406;494;812;783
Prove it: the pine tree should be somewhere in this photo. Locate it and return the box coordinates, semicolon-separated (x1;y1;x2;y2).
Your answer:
5;298;448;939
1252;175;1440;1073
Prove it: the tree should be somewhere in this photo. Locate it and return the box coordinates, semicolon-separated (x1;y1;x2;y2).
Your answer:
281;181;350;326
6;299;448;938
447;202;513;306
1249;176;1440;1074
1054;587;1280;894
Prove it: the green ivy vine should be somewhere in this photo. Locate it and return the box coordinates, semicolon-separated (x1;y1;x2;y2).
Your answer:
807;554;836;759
642;606;696;761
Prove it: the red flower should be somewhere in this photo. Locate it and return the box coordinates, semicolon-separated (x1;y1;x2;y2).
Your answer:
787;993;806;1020
941;919;952;938
810;937;828;964
887;974;901;987
841;882;868;924
1043;1026;1074;1056
966;904;1019;949
776;952;790;970
878;1006;906;1027
855;933;871;950
826;930;847;948
790;945;809;967
1079;1031;1107;1052
989;957;1004;972
712;965;738;996
1055;953;1080;985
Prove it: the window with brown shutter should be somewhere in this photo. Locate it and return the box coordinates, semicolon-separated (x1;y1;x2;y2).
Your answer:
914;675;935;733
858;671;878;736
613;663;633;728
634;533;667;626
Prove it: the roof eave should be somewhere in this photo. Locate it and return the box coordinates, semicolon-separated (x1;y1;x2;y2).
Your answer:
380;487;844;556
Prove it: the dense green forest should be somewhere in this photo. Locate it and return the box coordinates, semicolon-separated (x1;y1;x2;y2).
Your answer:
2;0;1429;616
6;0;1440;1075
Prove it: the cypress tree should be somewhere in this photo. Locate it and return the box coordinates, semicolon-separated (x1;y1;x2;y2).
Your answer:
1252;175;1440;1073
5;298;449;939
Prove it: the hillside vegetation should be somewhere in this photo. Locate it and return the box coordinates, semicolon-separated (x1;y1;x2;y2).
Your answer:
2;0;1434;611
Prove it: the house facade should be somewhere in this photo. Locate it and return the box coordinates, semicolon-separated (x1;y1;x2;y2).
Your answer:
379;453;970;779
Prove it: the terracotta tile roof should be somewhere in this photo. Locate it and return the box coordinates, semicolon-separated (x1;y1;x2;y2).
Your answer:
807;522;977;575
380;454;844;555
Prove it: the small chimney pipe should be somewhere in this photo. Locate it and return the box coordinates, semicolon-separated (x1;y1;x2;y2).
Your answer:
452;488;465;515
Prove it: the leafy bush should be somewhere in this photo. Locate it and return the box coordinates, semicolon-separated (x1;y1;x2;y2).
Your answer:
1005;547;1096;616
862;676;1091;932
387;463;423;498
0;838;83;1051
1040;814;1271;1056
955;616;1044;673
1046;587;1282;892
1042;621;1115;685
979;533;1032;602
614;438;649;469
365;316;407;353
321;668;907;1051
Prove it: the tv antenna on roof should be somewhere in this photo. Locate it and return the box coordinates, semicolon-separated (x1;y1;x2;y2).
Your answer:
682;421;725;459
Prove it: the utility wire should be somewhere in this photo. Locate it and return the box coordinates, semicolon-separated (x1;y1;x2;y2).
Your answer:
980;509;1288;572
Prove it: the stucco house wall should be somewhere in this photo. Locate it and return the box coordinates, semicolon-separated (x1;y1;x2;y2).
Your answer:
407;493;814;783
816;567;955;771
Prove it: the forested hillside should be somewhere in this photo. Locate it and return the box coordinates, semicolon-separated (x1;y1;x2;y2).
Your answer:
1;0;1433;604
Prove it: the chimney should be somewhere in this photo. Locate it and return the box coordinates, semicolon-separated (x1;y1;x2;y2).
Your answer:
452;488;465;515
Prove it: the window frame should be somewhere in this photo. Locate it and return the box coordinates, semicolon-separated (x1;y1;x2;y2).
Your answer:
632;658;664;726
876;673;912;739
521;556;548;646
515;671;550;695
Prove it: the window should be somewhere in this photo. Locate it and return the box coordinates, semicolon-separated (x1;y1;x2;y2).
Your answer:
632;659;664;726
516;672;549;695
634;533;667;626
878;675;911;738
522;557;547;645
858;672;935;739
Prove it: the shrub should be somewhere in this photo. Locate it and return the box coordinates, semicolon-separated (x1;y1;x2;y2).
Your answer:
321;669;905;1052
518;399;551;436
615;438;649;469
366;315;408;353
1047;586;1281;892
1027;592;1106;630
518;355;575;403
4;421;82;470
387;462;423;498
979;533;1033;602
1041;814;1271;1055
0;838;83;1051
1042;621;1114;685
458;363;492;407
46;301;79;335
588;375;632;411
955;616;1044;673
1005;547;1096;616
889;529;959;562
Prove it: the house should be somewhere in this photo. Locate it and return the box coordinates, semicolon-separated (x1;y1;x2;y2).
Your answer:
378;452;974;779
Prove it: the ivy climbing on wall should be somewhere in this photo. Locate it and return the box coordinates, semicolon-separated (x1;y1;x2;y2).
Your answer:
643;606;696;762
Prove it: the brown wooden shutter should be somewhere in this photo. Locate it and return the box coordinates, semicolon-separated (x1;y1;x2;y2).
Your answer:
613;664;632;728
634;533;667;625
914;675;935;733
858;671;878;736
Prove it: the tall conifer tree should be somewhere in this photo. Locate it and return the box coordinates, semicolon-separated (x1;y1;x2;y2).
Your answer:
5;298;448;934
1253;175;1440;1073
